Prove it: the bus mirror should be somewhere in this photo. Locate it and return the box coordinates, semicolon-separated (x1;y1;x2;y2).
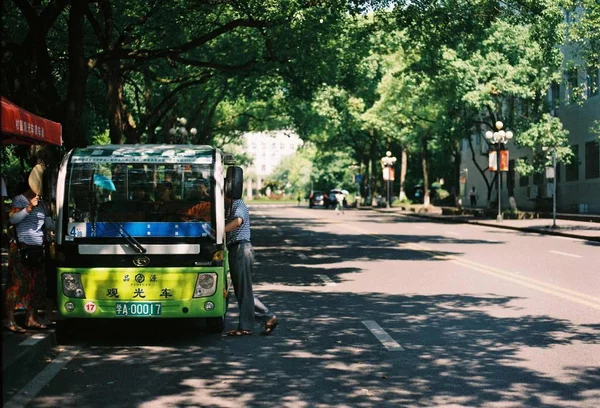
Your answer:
225;166;243;199
223;154;236;166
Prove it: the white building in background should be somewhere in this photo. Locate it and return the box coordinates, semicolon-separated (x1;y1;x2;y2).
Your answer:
460;12;600;214
243;130;303;198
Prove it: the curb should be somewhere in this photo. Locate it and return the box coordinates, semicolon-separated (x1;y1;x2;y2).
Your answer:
398;211;600;243
3;329;57;387
468;220;600;243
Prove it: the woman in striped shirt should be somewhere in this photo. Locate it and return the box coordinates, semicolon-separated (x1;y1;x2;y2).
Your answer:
3;183;54;333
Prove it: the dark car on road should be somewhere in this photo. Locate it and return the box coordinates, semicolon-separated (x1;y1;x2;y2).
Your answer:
308;190;326;208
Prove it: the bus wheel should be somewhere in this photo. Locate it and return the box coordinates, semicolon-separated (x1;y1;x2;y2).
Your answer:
205;317;224;333
55;320;74;345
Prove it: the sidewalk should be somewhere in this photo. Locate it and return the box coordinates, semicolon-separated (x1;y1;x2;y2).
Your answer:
375;205;600;242
3;206;599;394
2;246;57;397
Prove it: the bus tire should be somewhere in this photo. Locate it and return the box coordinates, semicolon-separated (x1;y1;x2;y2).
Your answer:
55;320;74;345
205;317;224;333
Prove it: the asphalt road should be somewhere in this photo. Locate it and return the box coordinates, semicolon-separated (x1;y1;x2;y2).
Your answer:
4;205;600;408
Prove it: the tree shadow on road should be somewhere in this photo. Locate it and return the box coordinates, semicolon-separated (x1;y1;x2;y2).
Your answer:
41;291;600;408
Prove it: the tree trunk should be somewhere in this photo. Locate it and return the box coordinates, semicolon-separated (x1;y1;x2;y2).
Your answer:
421;134;430;207
453;149;461;206
107;62;124;145
63;0;88;150
399;146;408;201
368;132;377;206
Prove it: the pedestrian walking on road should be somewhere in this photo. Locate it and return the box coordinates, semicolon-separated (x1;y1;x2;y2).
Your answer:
335;191;345;215
469;186;477;207
225;197;278;336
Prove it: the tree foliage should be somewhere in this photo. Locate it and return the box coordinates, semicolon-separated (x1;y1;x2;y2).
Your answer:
2;0;596;205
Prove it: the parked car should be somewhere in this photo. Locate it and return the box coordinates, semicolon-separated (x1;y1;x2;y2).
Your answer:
309;190;326;208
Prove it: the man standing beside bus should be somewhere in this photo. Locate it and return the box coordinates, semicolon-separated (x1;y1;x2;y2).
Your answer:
224;197;278;336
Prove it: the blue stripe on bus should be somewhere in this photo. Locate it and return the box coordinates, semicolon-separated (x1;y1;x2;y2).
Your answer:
87;222;211;237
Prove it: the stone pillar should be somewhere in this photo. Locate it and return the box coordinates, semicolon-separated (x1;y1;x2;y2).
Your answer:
246;177;253;200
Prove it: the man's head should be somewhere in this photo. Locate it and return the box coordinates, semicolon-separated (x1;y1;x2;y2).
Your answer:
156;181;173;200
132;185;146;200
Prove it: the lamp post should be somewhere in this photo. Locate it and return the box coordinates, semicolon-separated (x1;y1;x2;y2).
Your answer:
169;117;197;144
485;121;513;222
381;151;397;208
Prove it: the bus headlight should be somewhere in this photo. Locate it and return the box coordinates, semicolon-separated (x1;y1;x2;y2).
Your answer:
193;273;217;298
62;274;86;298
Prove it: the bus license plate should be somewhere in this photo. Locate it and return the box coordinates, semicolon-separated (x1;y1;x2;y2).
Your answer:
115;302;162;317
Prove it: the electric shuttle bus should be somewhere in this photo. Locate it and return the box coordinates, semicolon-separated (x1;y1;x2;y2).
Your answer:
54;144;242;343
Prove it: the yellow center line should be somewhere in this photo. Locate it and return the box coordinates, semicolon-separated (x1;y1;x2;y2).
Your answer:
339;222;600;310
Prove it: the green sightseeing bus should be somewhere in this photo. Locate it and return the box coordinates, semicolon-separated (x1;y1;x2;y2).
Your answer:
54;144;242;343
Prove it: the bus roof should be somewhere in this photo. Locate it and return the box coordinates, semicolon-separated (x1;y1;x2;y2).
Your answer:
70;144;217;164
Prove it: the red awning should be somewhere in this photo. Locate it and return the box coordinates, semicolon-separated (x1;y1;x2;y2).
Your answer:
1;97;62;146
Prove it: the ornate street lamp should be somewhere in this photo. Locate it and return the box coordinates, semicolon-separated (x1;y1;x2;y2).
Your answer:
485;121;513;222
381;151;397;208
169;117;197;144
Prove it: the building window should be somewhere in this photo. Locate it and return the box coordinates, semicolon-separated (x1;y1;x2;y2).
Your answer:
556;163;561;183
587;66;599;97
272;143;276;149
585;141;599;179
551;82;560;110
566;145;579;181
533;172;543;185
567;68;579;104
280;143;285;149
261;165;266;171
519;158;530;187
252;143;257;149
519;174;529;187
290;144;295;149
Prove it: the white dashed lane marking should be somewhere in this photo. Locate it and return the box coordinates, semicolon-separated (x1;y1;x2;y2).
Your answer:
362;320;404;351
298;253;308;260
548;250;582;258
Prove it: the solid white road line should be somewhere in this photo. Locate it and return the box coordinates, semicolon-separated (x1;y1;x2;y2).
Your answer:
4;346;81;408
315;274;336;286
548;250;582;258
362;320;404;351
284;239;293;244
19;333;48;346
552;236;578;241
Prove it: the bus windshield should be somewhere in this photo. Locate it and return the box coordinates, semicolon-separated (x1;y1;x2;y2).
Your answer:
65;151;215;243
